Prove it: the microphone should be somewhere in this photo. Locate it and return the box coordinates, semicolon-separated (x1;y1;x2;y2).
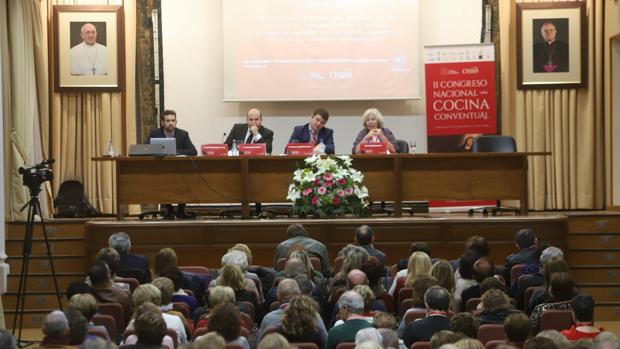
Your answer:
220;132;227;143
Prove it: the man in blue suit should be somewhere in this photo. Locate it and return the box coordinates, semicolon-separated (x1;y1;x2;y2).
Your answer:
288;108;335;154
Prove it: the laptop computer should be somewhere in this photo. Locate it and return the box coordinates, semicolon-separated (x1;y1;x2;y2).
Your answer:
128;144;166;156
150;138;177;156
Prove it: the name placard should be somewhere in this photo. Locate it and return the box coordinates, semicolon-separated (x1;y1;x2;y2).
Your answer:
201;144;228;156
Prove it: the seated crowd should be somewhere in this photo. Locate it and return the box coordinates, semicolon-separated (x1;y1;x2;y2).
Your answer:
19;227;620;349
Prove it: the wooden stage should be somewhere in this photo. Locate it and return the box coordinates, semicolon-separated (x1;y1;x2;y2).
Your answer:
84;213;568;268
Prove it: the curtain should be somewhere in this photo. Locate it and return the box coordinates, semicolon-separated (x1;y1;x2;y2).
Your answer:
499;0;605;210
1;0;49;222
49;0;137;214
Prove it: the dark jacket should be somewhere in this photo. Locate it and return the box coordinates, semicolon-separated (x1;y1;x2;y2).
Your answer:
225;123;274;154
288;123;335;154
148;128;197;156
477;307;521;325
118;252;152;283
402;315;451;348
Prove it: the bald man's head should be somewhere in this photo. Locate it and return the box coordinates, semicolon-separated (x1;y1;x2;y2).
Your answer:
284;257;307;278
346;269;368;289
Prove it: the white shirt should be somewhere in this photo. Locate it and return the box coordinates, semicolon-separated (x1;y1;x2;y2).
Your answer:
70;42;108;76
244;128;262;143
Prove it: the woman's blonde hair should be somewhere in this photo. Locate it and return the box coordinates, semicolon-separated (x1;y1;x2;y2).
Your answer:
258;333;291;349
216;264;245;291
352;284;376;313
362;108;385;129
132;284;162;307
281;295;319;336
405;251;432;287
288;248;315;278
431;259;456;293
209;286;236;307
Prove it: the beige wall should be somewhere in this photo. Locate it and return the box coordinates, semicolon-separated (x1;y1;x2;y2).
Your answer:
605;0;620;207
160;0;483;154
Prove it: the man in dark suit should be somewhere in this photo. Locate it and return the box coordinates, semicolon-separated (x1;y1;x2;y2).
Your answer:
148;109;197;218
288;108;335;154
225;108;274;154
503;228;538;287
108;232;151;284
533;22;569;73
402;286;452;347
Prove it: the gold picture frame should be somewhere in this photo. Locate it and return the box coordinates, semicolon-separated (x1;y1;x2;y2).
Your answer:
53;5;125;91
516;1;587;89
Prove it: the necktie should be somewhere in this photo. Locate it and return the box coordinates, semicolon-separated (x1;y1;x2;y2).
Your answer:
245;132;253;144
311;130;318;145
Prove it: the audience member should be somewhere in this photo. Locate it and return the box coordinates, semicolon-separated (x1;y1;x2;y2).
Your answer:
477;289;521;325
527;256;571;314
125;311;167;349
454;338;485;349
431;330;466;349
206;303;251;349
193;332;225;349
561;294;603;340
355;327;383;346
159;266;198;312
34;310;72;349
88;260;133;324
390;251;432;301
210;265;260;316
524;337;558;349
132;284;187;344
453;251;480;308
257;333;291;349
108;232;151;283
460;257;495;311
259;279;302;341
595;331;619;349
280;295;326;348
95;247;130;291
354;225;386;266
123;302;174;349
450;236;490;272
80;337;118;349
504;313;532;347
66;281;91;300
401;286;452;347
537;330;570;349
64;308;88;346
372;311;397;329
503;229;538;286
450;312;479;338
68;293;110;340
530;272;578;333
0;329;17;349
377;328;401;349
362;258;392;311
355;341;383;349
151;277;191;338
397;242;433;271
154;248;177;276
274;223;329;275
329;245;369;304
398;275;438;336
326;291;373;349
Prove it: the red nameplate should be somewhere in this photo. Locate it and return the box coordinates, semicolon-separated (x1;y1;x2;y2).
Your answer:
285;143;314;156
360;142;387;154
201;144;228;156
238;143;266;156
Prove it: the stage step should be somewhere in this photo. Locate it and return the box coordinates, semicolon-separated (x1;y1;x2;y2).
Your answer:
6;255;86;273
6;273;84;292
3;292;67;310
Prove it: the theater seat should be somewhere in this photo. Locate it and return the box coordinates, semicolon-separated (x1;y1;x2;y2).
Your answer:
540;310;573;331
292;343;319;349
411;342;430;349
478;324;506;344
336;342;355;349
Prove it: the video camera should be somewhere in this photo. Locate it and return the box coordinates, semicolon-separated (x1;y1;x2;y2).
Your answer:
19;159;54;190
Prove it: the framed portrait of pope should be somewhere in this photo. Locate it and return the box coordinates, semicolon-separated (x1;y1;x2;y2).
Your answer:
54;5;125;91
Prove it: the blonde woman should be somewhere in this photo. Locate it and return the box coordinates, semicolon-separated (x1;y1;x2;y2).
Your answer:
280;295;325;348
353;108;399;154
389;251;432;297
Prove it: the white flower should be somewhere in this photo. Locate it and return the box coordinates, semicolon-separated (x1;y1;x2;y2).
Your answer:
337;155;353;167
286;184;301;201
349;169;364;183
316;158;336;173
354;185;369;199
304;155;320;165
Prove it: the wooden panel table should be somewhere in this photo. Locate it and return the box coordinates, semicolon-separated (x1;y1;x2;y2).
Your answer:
94;152;549;219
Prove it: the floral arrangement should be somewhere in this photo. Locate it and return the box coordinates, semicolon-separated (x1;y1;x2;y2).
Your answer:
287;155;369;218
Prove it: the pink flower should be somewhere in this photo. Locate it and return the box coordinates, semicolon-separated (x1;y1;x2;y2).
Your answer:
337;178;347;185
325;181;333;188
337;189;346;197
317;187;327;195
323;172;333;181
313;179;321;186
332;196;340;205
345;187;354;195
311;196;319;205
302;188;313;196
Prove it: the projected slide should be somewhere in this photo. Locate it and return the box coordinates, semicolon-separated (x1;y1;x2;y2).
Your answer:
223;0;420;101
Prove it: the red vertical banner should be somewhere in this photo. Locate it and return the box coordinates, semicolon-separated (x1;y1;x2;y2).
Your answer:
424;44;497;208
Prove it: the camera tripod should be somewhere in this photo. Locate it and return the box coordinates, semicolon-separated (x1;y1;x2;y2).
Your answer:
12;183;63;347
